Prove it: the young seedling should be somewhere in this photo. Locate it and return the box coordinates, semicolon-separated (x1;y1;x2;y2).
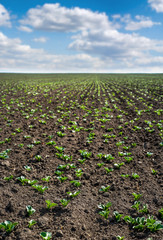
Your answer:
28;179;38;186
57;164;67;170
32;185;48;193
158;208;163;220
46;140;56;145
97;153;103;160
35;155;42;161
42;176;51;182
67;191;80;198
132;193;142;201
99;185;110;193
55;146;64;153
78;158;86;164
99;210;110;220
139;204;149;213
79;150;92;159
97;162;104;168
0;220;18;233
104;167;113;174
55;170;64;176
124;157;133;163
16;176;29;185
28;219;37;228
103;154;114;161
131;201;141;211
57;131;66;137
70;180;81;187
98;202;112;211
120;174;130;178
116;236;125;240
40;232;52;240
146;216;163;232
24;165;31;171
113;211;123;222
57;176;68;183
0;149;11;159
45;200;58;209
60;199;70;207
151;169;158;175
114;162;124;169
132;173;140;179
75;168;83;177
4;175;13;181
147;152;153;157
26;205;36;217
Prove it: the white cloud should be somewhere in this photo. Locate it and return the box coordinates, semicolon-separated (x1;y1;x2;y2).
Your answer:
148;0;163;12
0;31;105;72
33;37;47;43
20;3;110;32
18;26;33;32
123;15;161;31
1;3;163;73
0;31;163;73
0;4;11;27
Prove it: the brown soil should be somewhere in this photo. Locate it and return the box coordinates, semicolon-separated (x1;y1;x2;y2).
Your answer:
0;74;162;240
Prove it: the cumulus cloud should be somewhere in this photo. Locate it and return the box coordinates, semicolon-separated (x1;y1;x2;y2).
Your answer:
18;26;33;32
148;0;163;12
122;15;161;31
20;3;110;32
2;3;163;72
0;4;11;27
0;31;105;72
33;37;47;43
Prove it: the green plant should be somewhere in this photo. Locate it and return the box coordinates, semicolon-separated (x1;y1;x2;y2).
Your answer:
35;155;42;161
60;199;70;207
116;236;125;240
57;176;68;183
40;232;52;240
0;149;11;159
45;200;58;209
26;205;36;216
113;211;123;222
24;165;31;171
32;185;48;193
70;180;81;187
114;162;124;169
4;175;13;181
158;208;163;219
151;169;157;175
97;162;104;168
99;185;110;192
57;131;66;137
131;201;141;211
103;154;114;161
16;176;29;185
146;216;163;232
132;192;142;201
99;210;110;219
132;173;140;179
0;220;18;233
55;146;64;152
97;153;103;159
104;167;113;174
79;150;92;159
67;191;80;198
75;168;83;177
28;219;37;228
42;176;51;182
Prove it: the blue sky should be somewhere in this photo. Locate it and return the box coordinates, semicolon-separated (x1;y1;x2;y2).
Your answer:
0;0;163;72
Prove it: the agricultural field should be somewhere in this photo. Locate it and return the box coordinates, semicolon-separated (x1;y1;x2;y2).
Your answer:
0;73;162;240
